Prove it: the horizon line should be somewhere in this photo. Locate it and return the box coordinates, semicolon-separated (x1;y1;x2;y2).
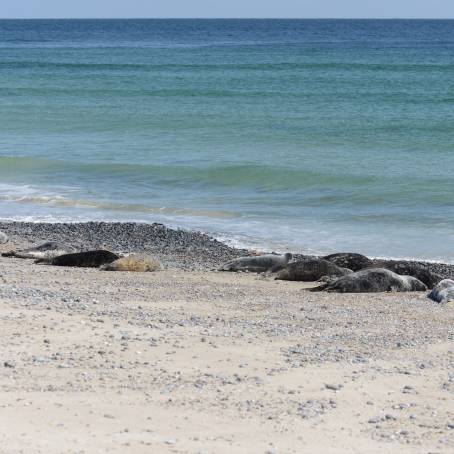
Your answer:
1;17;454;20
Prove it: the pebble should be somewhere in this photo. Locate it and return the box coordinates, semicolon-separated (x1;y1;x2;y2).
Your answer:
325;383;343;391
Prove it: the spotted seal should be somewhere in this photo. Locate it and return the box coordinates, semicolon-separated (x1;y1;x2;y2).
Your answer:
2;241;76;260
428;279;454;304
323;252;373;272
375;260;443;289
312;268;427;293
101;254;161;272
219;253;292;273
38;250;119;268
275;258;352;282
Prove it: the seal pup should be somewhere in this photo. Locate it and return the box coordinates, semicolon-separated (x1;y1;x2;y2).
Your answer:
219;253;292;273
375;260;443;289
101;254;161;272
428;279;454;304
0;231;8;244
312;268;427;293
323;253;373;272
38;250;119;268
2;241;76;260
275;258;352;282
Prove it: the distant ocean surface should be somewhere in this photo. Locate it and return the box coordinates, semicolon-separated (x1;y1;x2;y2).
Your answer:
1;19;454;261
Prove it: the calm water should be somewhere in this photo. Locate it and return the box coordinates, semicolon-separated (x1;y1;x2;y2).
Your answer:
1;19;454;260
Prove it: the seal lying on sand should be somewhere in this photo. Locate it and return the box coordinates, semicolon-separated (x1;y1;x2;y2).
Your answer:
2;241;76;260
376;260;443;289
0;231;8;244
101;254;161;272
428;279;454;304
312;268;427;293
37;250;119;268
323;253;373;272
219;253;292;273
275;258;352;282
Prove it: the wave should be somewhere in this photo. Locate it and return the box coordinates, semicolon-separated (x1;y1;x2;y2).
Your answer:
3;60;454;73
0;183;236;219
0;155;377;192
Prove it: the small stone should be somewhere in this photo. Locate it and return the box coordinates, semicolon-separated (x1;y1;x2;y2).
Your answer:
325;383;343;391
368;416;381;424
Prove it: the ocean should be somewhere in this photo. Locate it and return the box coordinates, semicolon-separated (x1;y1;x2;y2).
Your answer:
0;19;453;261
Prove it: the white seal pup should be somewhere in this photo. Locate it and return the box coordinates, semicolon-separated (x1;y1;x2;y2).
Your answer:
275;258;352;281
312;268;427;293
2;241;76;260
0;231;8;244
428;279;454;304
100;254;161;272
219;253;292;273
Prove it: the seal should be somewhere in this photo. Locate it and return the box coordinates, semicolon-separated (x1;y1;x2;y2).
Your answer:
428;279;454;304
375;260;442;289
219;253;292;273
275;258;352;282
0;231;8;244
38;250;119;268
323;253;373;272
2;241;76;260
312;268;427;293
101;254;161;272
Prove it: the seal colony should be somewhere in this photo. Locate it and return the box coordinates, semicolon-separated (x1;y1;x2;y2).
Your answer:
0;221;453;302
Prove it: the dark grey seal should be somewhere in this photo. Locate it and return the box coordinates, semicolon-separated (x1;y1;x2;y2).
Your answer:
38;250;119;268
0;231;8;244
312;268;427;293
275;258;352;282
323;253;373;272
219;253;292;273
375;260;443;289
428;279;454;304
2;241;76;260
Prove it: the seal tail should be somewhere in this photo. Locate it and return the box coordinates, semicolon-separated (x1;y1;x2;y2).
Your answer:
309;283;328;292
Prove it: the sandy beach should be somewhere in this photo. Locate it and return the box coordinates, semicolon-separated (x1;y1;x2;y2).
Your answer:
0;222;453;453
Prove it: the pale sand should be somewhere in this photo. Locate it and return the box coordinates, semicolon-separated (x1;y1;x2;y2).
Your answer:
0;246;453;453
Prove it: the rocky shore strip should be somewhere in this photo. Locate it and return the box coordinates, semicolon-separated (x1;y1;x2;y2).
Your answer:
0;221;248;270
1;221;454;278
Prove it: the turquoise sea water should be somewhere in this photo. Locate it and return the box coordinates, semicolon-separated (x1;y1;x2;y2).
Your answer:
1;19;454;260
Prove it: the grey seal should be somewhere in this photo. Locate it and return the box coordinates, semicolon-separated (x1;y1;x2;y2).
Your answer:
38;250;119;268
101;254;161;272
275;258;352;282
219;253;292;273
323;252;373;272
312;268;427;293
428;279;454;304
375;260;443;289
0;231;8;244
2;241;76;260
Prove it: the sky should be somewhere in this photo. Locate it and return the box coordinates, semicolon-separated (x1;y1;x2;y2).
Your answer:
1;0;454;19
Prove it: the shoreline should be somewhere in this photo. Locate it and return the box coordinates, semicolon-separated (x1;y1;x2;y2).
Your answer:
1;220;454;278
